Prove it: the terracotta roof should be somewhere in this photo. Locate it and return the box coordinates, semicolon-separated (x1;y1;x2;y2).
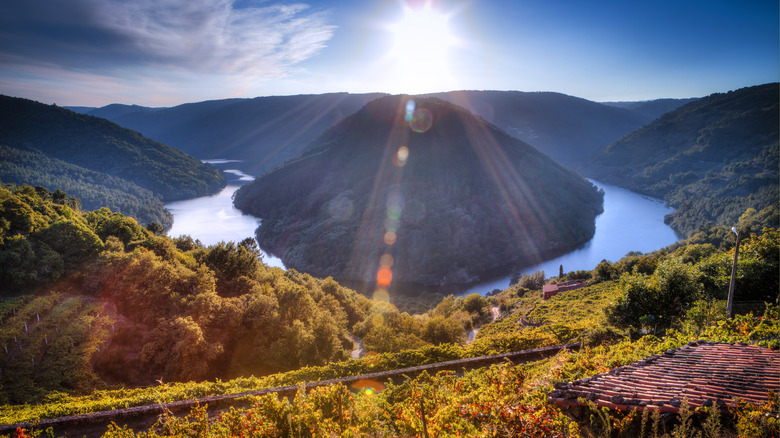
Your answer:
550;341;780;413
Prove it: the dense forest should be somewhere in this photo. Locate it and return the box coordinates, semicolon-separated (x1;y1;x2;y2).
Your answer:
0;184;489;404
234;96;604;287
0;95;226;227
0;146;172;228
586;83;779;236
0;182;777;436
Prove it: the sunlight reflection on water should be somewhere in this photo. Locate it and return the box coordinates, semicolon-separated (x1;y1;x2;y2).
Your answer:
165;163;285;269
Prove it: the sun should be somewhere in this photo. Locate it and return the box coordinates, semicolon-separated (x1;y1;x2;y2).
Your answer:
385;1;460;93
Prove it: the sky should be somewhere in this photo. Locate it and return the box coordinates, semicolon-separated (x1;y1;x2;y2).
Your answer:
0;0;777;107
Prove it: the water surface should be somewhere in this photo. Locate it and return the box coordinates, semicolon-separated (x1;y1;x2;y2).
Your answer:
166;174;680;291
165;165;285;268
462;179;682;295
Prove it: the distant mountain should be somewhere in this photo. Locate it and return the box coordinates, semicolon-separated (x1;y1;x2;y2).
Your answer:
0;95;226;226
586;83;779;236
63;106;96;114
600;98;697;122
89;93;386;175
89;90;678;177
87;103;165;120
425;90;673;170
234;96;604;287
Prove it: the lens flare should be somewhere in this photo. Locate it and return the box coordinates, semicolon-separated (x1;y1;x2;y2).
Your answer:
393;145;410;167
386;192;404;218
377;266;393;286
405;100;416;122
351;379;386;396
380;253;394;267
384;231;397;245
410;107;433;133
373;288;390;302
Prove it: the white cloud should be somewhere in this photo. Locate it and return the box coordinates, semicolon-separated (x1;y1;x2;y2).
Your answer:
0;0;336;105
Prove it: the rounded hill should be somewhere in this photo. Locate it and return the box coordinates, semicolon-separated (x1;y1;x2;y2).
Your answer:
234;96;603;287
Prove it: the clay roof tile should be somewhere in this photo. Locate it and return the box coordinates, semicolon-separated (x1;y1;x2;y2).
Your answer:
549;343;780;414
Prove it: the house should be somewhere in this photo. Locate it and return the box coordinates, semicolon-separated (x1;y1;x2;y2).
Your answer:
541;280;585;300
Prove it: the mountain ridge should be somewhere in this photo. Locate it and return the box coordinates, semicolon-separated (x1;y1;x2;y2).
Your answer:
81;90;693;178
586;83;779;236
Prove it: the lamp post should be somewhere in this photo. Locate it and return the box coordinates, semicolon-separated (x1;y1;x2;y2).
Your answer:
726;227;741;319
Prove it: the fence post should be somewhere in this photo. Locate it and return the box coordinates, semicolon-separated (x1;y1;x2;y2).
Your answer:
420;391;429;438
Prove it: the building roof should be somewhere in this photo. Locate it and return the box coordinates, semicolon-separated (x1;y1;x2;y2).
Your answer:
549;341;780;413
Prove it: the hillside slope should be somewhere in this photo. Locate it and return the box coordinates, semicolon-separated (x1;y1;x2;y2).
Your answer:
0;145;172;227
586;83;779;235
0;95;225;203
89;93;386;175
427;90;688;170
234;96;604;287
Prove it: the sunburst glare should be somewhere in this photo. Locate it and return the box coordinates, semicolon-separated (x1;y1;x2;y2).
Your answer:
385;1;461;93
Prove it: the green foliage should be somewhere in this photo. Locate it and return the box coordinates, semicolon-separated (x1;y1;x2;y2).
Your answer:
606;259;701;329
0;146;172;228
510;270;546;289
1;189;779;438
590;83;779;237
0;185;108;293
8;306;775;436
0;95;226;203
0;187;382;403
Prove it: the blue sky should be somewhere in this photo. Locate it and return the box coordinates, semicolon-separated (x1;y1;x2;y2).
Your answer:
0;0;777;107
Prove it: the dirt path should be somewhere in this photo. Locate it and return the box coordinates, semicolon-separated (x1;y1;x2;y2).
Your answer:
467;305;501;344
351;335;365;359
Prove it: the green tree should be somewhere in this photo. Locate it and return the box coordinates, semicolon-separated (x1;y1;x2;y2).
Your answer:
422;316;466;345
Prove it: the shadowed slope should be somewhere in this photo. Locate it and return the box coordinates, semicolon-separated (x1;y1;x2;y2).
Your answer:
235;96;603;288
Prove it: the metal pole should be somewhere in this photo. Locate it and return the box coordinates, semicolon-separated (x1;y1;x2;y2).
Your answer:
726;228;740;319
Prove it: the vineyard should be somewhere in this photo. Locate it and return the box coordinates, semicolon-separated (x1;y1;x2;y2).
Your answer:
3;307;777;437
1;184;778;436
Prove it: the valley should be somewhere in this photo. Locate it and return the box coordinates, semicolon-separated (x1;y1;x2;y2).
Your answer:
0;84;777;438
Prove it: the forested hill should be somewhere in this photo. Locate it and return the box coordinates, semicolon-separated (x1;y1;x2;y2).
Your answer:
0;95;226;226
234;95;604;287
585;83;779;236
0;95;225;201
83;93;386;175
0;184;385;400
425;91;692;170
0;145;172;227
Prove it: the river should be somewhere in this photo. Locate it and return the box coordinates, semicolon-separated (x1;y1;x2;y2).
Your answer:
166;172;681;293
462;179;683;296
165;161;286;269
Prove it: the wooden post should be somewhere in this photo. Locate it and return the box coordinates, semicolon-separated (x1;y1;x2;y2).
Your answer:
420;392;429;438
727;228;741;319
